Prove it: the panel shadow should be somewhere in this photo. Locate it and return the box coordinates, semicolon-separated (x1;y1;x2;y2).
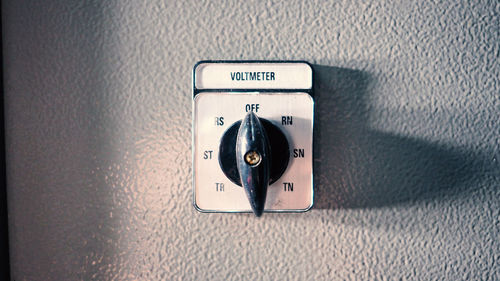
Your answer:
312;65;496;209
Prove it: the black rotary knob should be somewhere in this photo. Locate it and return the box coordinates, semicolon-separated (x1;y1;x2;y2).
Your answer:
218;112;290;217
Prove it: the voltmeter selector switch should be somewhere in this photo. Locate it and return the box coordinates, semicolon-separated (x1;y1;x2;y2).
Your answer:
193;61;314;216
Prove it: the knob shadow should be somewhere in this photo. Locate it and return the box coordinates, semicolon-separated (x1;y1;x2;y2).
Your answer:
312;65;497;209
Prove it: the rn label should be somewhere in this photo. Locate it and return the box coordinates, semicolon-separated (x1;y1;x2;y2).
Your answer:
282;116;293;125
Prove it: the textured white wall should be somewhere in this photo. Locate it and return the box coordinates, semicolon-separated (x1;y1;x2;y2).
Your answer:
4;0;499;280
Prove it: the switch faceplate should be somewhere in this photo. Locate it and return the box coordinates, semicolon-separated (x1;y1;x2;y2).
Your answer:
192;61;314;214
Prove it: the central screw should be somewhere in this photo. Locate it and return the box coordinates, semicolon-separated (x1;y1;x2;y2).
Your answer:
244;151;261;166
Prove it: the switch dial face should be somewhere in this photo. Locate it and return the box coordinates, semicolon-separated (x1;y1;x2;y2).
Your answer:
193;92;314;212
219;118;290;187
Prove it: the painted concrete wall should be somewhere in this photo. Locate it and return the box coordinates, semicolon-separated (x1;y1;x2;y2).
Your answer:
4;0;498;280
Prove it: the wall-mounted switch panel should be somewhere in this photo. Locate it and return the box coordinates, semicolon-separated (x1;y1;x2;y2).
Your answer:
192;61;314;216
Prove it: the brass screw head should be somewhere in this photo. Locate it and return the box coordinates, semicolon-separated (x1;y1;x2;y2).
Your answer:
244;151;261;166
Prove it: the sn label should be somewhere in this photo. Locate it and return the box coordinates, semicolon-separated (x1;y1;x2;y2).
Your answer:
293;149;304;158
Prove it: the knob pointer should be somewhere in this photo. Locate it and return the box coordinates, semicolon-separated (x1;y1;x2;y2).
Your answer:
236;112;271;217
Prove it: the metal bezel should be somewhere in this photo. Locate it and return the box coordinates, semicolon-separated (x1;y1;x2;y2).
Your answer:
192;61;314;214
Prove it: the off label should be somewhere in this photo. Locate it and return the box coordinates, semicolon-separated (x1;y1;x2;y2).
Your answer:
245;104;260;112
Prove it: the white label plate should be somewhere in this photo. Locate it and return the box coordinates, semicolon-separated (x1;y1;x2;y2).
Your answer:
195;62;312;89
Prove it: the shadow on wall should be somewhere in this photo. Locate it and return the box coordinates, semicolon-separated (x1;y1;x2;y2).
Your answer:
312;65;496;209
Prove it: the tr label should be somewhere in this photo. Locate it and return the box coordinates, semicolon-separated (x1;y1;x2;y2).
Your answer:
216;183;224;192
